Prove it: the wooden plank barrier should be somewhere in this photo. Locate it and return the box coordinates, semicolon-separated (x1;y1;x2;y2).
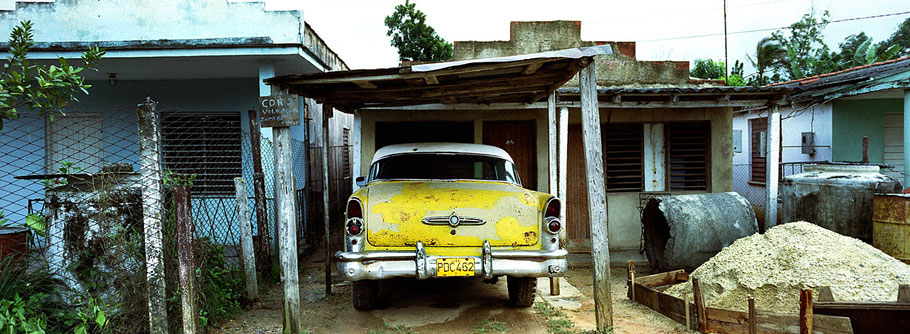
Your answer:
626;269;854;334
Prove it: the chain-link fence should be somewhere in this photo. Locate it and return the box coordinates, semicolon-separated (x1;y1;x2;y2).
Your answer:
0;99;310;333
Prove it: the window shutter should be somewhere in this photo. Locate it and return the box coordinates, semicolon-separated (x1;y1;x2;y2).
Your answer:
750;118;767;183
667;121;710;191
603;123;644;192
161;112;242;195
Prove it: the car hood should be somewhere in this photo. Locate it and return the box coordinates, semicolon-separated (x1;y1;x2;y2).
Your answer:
363;180;541;247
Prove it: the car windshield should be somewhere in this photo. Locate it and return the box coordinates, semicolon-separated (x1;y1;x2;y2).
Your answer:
369;153;521;185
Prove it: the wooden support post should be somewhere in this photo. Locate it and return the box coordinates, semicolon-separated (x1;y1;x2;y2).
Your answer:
693;278;707;332
557;106;569;244
626;260;635;299
862;136;870;163
748;295;757;334
800;288;813;334
247;109;271;272
579;59;613;331
323;104;333;295
766;104;781;230
684;293;691;330
175;186;197;334
898;284;909;303
235;178;259;300
547;92;560;296
272;115;301;333
137;98;169;333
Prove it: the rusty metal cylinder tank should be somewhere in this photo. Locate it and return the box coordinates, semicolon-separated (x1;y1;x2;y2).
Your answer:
872;194;910;263
780;164;901;243
642;192;759;272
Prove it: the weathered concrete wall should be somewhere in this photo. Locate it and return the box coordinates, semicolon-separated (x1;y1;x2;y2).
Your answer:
0;0;303;44
453;21;691;87
780;165;902;243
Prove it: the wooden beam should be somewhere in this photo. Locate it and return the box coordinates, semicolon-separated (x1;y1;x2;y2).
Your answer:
353;80;377;89
234;178;259;300
612;95;622;104
579;60;613;331
523;62;544;75
748;296;756;334
800;288;814;334
557;106;569;245
322;104;333;296
174;186;197;334
693;278;707;332
246;110;271;274
441;96;458;104
284;58;559;85
766;105;781;230
273;126;301;333
424;75;439;85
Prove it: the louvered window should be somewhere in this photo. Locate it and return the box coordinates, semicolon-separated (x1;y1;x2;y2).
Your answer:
604;123;644;192
750;118;767;183
667;122;710;191
161;112;242;195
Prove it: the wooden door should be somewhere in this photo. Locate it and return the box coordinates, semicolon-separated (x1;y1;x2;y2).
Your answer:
884;111;904;180
566;124;591;249
482;121;537;190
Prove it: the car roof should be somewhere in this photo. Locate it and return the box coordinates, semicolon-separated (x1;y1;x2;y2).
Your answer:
371;143;514;164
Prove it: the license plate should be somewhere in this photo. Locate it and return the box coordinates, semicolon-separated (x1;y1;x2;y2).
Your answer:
436;258;475;277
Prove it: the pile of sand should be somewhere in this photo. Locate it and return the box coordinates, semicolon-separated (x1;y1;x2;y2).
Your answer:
665;221;910;313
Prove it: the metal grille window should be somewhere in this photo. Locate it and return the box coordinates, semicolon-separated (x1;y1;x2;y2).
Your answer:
667;121;710;191
161;112;242;195
750;117;768;183
604;123;644;192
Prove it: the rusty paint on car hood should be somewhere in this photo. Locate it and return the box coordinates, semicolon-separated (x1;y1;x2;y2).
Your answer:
363;180;541;247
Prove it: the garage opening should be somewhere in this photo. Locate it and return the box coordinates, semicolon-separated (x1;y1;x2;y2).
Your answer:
375;121;474;149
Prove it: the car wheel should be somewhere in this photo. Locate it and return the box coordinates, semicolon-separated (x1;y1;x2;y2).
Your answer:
507;276;537;307
352;280;379;310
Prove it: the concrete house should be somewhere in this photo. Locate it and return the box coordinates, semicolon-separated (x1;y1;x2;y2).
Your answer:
0;0;349;248
732;57;910;216
268;21;792;255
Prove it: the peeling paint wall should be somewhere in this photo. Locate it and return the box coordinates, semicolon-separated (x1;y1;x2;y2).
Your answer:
0;0;304;44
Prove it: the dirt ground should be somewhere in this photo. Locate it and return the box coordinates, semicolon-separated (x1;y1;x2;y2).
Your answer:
211;261;695;334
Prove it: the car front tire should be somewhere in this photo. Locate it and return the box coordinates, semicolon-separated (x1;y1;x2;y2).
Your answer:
507;276;537;307
352;280;378;310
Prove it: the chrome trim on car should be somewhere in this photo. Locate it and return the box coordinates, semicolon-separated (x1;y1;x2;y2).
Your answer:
335;246;568;281
421;213;486;226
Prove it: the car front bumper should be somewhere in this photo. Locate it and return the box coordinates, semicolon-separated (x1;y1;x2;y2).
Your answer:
335;240;568;281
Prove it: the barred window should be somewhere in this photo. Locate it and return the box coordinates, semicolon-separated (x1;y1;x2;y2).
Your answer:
161;112;242;195
667;121;710;191
604;123;644;192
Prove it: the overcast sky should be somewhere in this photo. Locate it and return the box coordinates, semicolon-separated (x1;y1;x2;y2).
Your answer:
272;0;908;75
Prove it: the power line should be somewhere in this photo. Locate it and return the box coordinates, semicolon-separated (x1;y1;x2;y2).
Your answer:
637;9;910;43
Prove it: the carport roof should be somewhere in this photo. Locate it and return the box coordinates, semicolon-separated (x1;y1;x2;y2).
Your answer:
264;45;613;113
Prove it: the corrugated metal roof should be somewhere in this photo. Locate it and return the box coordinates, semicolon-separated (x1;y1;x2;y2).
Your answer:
264;45;613;112
557;85;800;95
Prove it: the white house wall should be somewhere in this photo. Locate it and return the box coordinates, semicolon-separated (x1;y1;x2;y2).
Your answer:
732;103;833;209
0;0;304;45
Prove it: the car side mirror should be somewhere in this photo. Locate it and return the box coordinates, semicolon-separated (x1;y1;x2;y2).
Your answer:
356;176;366;187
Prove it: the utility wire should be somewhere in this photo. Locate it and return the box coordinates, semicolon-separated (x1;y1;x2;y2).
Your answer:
637;10;910;43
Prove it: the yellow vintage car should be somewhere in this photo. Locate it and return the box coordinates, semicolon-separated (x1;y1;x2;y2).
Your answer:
336;142;567;310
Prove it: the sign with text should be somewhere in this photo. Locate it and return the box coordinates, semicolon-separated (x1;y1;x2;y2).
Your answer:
259;94;300;127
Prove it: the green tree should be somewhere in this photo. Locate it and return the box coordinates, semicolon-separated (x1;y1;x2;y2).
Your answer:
747;37;786;86
0;21;104;130
881;17;910;57
690;58;726;80
384;0;453;62
772;10;831;79
835;32;901;69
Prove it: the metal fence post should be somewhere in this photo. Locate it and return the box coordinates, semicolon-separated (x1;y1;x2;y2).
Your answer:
137;97;169;333
174;185;197;334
